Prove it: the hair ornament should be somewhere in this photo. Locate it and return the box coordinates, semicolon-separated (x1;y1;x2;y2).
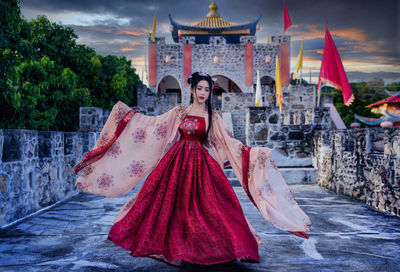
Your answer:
199;72;209;76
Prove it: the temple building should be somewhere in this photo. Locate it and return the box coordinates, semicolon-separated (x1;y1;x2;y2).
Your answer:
354;91;400;127
169;0;261;44
147;0;291;105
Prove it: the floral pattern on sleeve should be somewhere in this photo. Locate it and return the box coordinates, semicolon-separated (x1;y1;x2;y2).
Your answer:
269;157;279;171
115;107;129;124
225;128;234;138
106;140;121;158
128;160;146;177
209;135;218;149
174;105;186;121
123;197;137;211
154;122;168;140
80;165;95;177
248;162;255;181
76;181;89;192
132;128;147;143
95;132;109;148
97;173;114;190
257;151;268;170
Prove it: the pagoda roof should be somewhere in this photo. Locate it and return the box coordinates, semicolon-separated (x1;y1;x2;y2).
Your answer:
194;15;234;28
169;1;261;43
384;89;400;96
354;114;387;125
366;95;400;108
169;14;261;31
354;111;400;125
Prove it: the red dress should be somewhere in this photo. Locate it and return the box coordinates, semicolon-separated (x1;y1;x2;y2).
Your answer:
107;115;259;267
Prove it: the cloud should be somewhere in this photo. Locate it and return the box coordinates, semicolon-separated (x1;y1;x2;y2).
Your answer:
19;0;399;84
117;29;150;36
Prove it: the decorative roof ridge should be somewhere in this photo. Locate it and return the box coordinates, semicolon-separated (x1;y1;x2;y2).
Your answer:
194;15;234;28
365;95;400;108
169;14;262;30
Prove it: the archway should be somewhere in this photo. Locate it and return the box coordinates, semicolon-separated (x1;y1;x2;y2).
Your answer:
260;75;275;92
212;75;243;93
258;75;275;104
211;75;243;108
157;75;182;103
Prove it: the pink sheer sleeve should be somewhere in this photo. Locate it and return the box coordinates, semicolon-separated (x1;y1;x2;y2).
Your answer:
210;112;312;237
74;101;183;198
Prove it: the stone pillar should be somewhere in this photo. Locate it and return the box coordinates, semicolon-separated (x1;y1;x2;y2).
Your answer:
280;38;290;86
245;41;253;86
148;43;157;87
183;44;191;85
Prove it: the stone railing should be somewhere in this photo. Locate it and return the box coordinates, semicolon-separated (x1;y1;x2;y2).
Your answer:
137;85;178;115
0;94;175;228
312;127;400;217
0;129;98;227
221;84;316;144
246;106;331;167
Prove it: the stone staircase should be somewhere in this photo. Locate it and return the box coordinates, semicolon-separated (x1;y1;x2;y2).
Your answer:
223;166;317;186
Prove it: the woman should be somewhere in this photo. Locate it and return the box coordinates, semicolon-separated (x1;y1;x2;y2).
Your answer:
74;72;312;267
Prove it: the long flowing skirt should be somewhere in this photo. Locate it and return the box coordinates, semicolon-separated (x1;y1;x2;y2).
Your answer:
107;139;259;267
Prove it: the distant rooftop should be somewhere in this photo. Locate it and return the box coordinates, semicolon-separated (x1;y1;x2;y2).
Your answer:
366;95;400;108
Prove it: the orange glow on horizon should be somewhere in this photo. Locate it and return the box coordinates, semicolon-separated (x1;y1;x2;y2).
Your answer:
117;29;150;36
121;48;136;52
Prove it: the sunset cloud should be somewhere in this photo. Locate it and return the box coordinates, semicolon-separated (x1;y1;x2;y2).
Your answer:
117;29;149;36
19;0;399;83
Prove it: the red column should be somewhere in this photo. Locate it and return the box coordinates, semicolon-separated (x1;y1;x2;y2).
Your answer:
184;44;192;85
245;42;253;86
148;44;157;87
280;42;290;86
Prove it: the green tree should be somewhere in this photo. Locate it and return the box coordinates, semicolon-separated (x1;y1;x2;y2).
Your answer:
0;1;141;131
25;15;78;74
89;55;139;109
0;0;24;123
329;79;395;127
386;82;400;93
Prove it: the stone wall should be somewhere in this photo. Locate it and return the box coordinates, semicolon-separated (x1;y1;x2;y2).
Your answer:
246;106;331;167
0;129;98;227
152;35;289;105
221;93;254;143
216;82;326;171
1;89;176;227
137;84;178;116
220;84;316;145
313;127;400;217
79;85;177;132
79;107;111;132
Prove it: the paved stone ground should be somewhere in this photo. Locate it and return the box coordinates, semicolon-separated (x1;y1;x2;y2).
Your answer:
1;183;400;272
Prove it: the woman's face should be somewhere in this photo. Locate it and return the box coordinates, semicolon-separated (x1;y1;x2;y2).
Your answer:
191;79;210;105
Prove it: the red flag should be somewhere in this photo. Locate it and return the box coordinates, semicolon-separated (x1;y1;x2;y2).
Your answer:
283;2;292;33
317;24;354;106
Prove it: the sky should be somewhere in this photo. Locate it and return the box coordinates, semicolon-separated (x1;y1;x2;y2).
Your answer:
19;0;400;85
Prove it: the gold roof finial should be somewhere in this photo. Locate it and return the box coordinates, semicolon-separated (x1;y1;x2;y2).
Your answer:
194;0;234;28
207;0;220;17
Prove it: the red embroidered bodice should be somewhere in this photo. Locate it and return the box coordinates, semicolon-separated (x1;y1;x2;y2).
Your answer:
178;115;206;141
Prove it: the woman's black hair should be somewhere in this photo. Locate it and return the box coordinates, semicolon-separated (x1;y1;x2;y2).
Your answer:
187;72;213;147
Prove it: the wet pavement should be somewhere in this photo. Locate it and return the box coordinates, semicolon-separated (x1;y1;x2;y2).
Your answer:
1;182;400;272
